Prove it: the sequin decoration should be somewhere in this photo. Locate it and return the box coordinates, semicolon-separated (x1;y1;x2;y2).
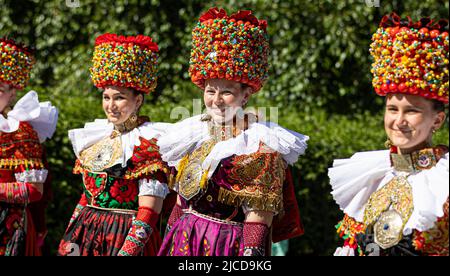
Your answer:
370;13;449;103
189;7;270;93
90;33;159;94
0;38;35;90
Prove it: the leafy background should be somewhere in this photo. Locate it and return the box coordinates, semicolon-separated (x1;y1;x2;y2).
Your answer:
1;0;448;255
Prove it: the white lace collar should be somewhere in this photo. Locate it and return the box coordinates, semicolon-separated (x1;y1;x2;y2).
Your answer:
329;150;449;234
0;90;58;142
157;114;309;177
69;119;171;168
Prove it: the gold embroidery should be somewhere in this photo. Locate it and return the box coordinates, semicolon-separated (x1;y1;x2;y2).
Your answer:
390;154;415;172
79;136;122;172
391;148;437;173
177;140;216;201
217;187;283;213
113;115;149;136
208;122;240;143
363;176;414;249
0;158;44;169
222;144;286;213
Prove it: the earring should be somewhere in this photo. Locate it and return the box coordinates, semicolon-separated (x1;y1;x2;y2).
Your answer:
129;112;138;123
123;112;138;130
384;138;393;148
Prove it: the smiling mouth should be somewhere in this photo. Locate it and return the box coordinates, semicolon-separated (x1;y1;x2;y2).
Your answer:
392;129;413;135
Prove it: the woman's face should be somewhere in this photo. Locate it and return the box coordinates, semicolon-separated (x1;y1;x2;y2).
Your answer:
384;93;446;153
0;82;16;113
204;78;251;124
102;86;143;125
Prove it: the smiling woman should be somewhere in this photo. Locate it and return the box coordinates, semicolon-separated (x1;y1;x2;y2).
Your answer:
102;86;143;126
329;13;449;256
384;94;446;154
203;79;251;125
157;7;309;257
57;33;173;256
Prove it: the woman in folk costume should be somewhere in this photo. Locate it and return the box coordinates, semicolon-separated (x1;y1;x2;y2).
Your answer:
158;7;309;256
330;13;449;256
0;38;58;256
58;34;171;256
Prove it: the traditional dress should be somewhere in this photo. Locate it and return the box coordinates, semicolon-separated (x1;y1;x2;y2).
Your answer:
0;38;57;256
329;13;449;256
58;118;170;256
158;8;309;256
158;115;308;256
58;34;170;256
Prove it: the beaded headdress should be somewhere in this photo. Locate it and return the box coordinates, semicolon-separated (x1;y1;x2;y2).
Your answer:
189;7;270;93
0;38;35;90
90;33;159;94
370;13;449;103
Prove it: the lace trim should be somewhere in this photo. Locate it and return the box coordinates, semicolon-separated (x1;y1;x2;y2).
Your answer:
138;178;169;199
15;169;48;183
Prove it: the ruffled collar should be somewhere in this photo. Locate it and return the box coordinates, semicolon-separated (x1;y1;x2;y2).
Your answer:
0;90;58;142
157;114;309;177
69;119;171;168
329;148;449;234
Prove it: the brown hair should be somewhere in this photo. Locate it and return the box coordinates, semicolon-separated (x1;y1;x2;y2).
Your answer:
131;89;145;112
431;99;446;113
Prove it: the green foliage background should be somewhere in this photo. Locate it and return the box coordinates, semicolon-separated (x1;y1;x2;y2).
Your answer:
1;0;448;255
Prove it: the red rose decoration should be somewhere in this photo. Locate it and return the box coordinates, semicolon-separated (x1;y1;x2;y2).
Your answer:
95;33;158;52
109;179;138;204
199;7;227;22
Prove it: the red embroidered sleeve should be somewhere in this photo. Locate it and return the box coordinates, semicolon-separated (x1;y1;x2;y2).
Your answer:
413;198;449;256
1;122;46;204
0;122;45;173
124;137;169;182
